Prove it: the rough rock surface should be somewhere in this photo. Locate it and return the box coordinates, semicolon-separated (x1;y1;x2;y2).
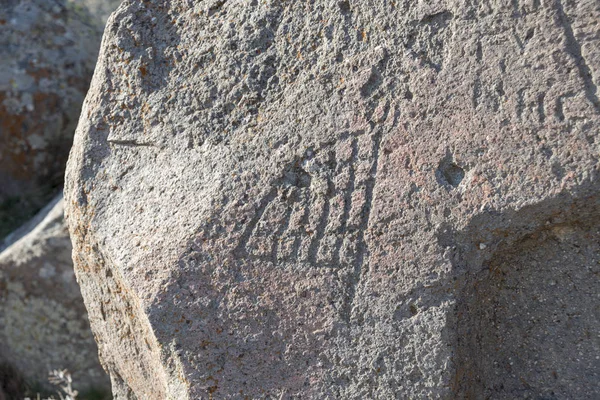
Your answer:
65;0;600;398
0;196;110;394
0;0;102;239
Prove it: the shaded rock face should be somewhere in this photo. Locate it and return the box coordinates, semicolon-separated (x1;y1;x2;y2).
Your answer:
0;196;110;394
453;197;600;399
0;0;102;239
65;0;600;398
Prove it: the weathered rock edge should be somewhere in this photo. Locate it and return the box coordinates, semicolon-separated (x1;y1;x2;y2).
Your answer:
66;0;600;398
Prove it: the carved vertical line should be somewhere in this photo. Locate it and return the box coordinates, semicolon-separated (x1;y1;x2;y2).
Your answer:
537;92;546;124
308;167;335;265
290;195;311;263
516;88;525;121
342;128;383;322
512;27;524;52
555;93;574;122
472;75;482;109
271;202;293;265
333;138;358;267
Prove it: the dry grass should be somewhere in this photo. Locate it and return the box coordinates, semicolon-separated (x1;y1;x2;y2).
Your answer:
1;365;110;400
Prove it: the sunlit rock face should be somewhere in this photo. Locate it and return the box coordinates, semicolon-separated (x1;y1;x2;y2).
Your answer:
65;0;600;398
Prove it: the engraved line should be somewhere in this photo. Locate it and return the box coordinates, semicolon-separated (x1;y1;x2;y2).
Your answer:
537;92;546;124
333;138;358;267
556;0;600;113
290;191;311;262
234;188;278;257
343;128;384;322
308;167;335;265
107;139;156;147
271;201;294;265
555;91;576;122
516;88;525;121
472;76;482;109
512;26;524;51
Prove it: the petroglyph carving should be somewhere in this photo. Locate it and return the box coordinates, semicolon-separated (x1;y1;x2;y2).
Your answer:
236;128;383;272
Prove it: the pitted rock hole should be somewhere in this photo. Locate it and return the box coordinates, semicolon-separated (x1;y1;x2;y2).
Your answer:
455;222;600;399
338;1;351;14
438;157;465;187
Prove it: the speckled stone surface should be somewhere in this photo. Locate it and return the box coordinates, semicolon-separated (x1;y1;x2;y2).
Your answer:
65;0;600;398
0;195;110;393
0;0;104;239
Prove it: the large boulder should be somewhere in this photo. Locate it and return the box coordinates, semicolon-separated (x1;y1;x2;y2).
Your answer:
65;0;600;398
0;0;104;239
0;195;110;395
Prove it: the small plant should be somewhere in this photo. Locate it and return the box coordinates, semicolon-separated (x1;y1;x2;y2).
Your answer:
23;370;78;400
47;370;78;400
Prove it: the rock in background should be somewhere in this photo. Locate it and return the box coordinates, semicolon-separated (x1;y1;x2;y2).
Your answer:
0;0;102;239
0;0;122;398
0;195;110;396
65;0;600;398
69;0;123;27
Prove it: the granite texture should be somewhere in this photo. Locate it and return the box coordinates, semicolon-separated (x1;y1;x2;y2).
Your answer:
65;0;600;398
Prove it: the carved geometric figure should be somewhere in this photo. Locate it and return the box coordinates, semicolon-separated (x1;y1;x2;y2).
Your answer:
65;1;600;398
236;129;382;274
